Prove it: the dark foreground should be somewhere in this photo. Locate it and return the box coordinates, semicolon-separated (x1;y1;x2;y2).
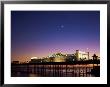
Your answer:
11;63;100;77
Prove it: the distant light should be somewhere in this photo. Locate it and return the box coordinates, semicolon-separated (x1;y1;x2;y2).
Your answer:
31;57;37;59
49;54;53;57
73;59;74;61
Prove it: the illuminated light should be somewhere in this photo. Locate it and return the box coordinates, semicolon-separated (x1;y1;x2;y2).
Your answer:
48;54;53;57
31;57;37;59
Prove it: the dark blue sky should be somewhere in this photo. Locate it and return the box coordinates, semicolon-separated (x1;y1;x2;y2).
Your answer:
11;11;100;62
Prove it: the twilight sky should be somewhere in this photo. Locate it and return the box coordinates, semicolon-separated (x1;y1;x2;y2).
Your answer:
11;11;100;62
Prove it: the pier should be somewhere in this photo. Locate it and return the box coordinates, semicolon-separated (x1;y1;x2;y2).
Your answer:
11;62;100;77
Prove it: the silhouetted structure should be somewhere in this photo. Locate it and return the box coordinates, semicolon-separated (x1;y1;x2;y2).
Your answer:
92;54;98;67
12;61;19;64
91;54;100;77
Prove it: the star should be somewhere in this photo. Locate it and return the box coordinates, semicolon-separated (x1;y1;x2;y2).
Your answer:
58;28;61;31
61;25;64;28
56;25;65;32
57;25;64;28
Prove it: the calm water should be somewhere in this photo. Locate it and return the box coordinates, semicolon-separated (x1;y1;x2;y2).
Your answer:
11;64;98;77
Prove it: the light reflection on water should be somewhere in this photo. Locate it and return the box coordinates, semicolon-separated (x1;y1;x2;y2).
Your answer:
11;64;97;77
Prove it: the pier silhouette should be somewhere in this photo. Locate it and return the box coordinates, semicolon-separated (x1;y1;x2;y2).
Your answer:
11;60;100;77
